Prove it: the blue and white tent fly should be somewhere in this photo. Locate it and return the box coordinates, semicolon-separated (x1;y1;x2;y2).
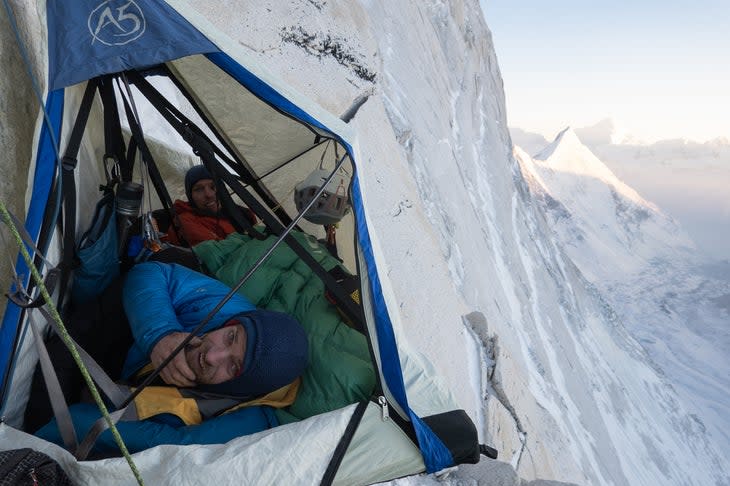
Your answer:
0;1;487;484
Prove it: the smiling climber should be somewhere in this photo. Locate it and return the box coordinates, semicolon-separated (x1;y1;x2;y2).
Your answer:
122;261;309;398
24;261;308;455
163;165;257;247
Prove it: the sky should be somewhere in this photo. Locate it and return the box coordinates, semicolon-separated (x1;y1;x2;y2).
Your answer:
480;0;730;143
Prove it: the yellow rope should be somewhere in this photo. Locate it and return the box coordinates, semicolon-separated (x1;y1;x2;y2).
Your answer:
0;201;144;486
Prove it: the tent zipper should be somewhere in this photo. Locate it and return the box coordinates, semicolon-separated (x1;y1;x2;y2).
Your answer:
370;395;418;445
377;395;389;421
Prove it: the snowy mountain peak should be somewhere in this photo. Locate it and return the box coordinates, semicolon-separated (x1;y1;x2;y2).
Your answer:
534;126;618;183
534;126;574;159
517;131;695;277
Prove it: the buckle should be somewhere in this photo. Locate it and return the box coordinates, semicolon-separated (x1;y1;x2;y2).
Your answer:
62;155;78;171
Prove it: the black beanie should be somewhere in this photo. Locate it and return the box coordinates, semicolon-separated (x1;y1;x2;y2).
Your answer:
184;165;213;207
197;310;309;399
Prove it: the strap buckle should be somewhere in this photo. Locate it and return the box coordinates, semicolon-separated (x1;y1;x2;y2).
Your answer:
61;154;78;171
5;268;60;309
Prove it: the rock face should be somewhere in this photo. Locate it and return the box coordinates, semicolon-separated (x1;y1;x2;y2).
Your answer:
0;3;39;319
2;1;728;485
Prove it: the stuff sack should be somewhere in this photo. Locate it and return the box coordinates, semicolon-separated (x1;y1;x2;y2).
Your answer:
71;190;119;304
0;448;73;486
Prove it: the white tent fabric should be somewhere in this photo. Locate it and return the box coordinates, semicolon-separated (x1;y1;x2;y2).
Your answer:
0;347;461;484
0;1;478;484
0;407;353;485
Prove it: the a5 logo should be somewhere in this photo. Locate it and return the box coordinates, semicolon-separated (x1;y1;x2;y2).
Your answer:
88;0;146;46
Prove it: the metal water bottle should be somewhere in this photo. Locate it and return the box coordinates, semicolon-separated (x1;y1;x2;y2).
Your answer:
116;181;143;257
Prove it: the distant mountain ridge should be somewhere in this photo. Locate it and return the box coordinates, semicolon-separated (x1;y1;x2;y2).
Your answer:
515;129;730;455
518;127;694;282
512;121;730;262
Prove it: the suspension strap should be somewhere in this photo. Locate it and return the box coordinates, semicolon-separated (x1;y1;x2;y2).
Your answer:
57;80;98;310
27;314;78;451
7;255;134;459
116;75;175;217
32;305;128;408
128;69;291;226
74;406;135;460
124;71;262;238
205;154;365;328
23;301;135;461
125;136;138;178
127;82;365;325
4;211;60;309
194;144;265;239
98;76;127;184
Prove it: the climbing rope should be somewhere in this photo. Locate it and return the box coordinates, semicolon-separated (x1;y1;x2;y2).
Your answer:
0;201;144;486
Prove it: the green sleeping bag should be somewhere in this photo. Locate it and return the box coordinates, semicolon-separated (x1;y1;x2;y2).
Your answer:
194;231;376;423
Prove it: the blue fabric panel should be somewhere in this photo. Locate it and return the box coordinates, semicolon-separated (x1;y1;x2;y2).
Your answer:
351;174;454;472
71;191;120;304
0;90;63;406
47;0;219;90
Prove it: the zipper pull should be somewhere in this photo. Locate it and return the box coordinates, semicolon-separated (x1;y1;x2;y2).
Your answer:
30;468;39;486
378;395;389;421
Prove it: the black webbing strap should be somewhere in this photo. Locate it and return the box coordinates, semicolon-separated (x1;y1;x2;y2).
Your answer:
116;78;174;213
124;70;263;238
97;76;127;183
196;150;263;239
185;126;365;325
320;400;368;486
203;152;365;328
125;136;138;177
214;175;262;238
124;71;260;236
125;68;365;326
32;178;61;295
57;80;98;308
158;107;365;325
130;68;292;226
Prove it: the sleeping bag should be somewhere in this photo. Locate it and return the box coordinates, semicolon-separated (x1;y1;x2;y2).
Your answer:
193;230;376;423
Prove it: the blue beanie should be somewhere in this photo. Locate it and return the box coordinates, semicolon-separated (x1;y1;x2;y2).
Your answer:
197;310;309;399
184;165;213;206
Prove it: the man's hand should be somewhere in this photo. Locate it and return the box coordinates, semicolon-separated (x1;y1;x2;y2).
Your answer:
150;332;200;387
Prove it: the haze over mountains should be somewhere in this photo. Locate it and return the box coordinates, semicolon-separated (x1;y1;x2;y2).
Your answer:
515;128;730;456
